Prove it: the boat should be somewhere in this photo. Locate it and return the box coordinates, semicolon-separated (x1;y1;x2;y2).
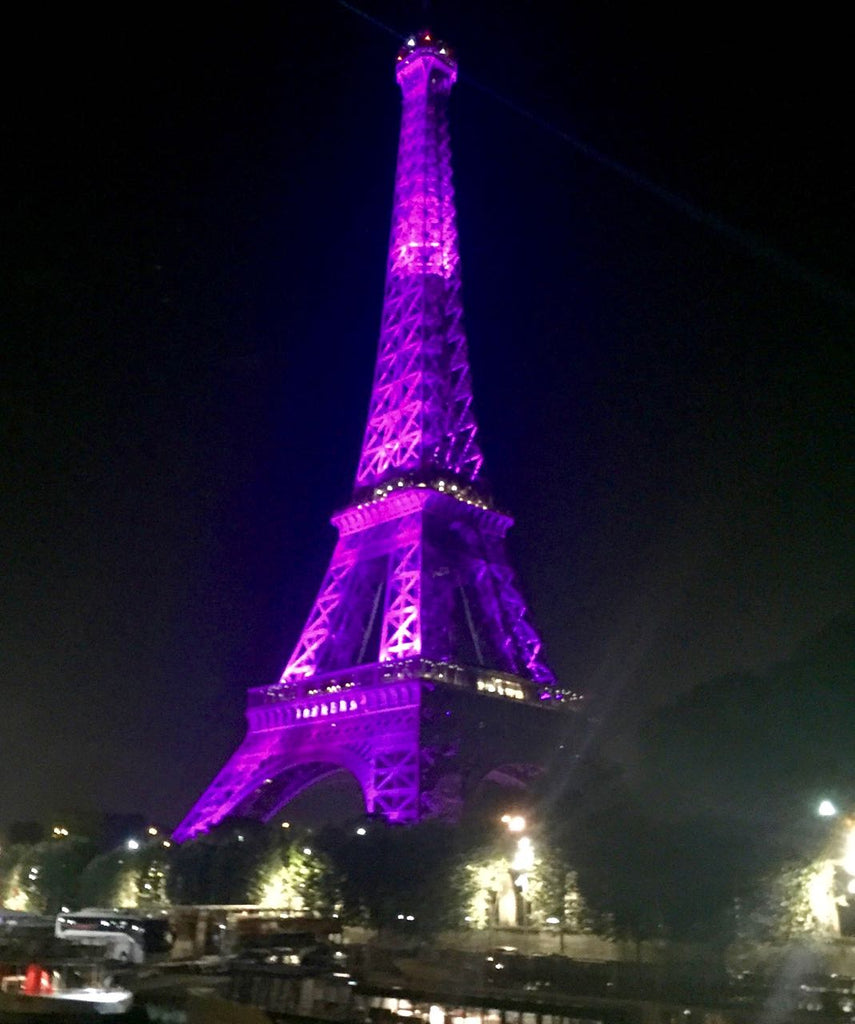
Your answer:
0;962;133;1018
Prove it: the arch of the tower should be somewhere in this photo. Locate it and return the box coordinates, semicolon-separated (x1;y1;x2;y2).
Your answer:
229;756;369;823
480;763;544;791
465;763;545;811
205;682;424;828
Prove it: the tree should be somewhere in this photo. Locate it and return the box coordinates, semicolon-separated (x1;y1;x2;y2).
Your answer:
736;859;837;945
166;839;216;906
31;837;98;913
323;819;471;937
0;836;97;913
167;818;267;905
79;848;141;908
529;845;589;934
0;845;34;911
572;616;855;946
252;838;340;915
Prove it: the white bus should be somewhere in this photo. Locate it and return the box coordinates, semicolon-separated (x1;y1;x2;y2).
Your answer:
54;909;172;963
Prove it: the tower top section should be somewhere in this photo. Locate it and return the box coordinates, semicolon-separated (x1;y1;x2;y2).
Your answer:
395;31;457;85
355;30;483;491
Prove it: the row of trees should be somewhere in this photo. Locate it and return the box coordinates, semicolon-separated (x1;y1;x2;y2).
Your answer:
0;802;838;948
0;814;581;936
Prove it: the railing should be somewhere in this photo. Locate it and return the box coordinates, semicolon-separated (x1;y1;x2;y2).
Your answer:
247;659;544;709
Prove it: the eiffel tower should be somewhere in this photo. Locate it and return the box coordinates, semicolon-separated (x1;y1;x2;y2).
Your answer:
174;31;579;841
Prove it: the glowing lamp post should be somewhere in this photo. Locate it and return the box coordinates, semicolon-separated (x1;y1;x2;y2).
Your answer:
502;813;534;930
804;805;855;935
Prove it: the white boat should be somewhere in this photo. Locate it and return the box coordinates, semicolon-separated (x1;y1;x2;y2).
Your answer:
0;966;133;1017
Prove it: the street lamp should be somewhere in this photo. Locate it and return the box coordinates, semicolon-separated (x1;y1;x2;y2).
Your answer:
512;836;535;874
507;823;535;931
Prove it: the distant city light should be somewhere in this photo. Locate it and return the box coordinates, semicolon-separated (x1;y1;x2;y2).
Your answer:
281;821;291;829
126;839;140;851
147;826;158;836
501;814;526;833
303;847;312;856
818;800;838;817
356;827;367;836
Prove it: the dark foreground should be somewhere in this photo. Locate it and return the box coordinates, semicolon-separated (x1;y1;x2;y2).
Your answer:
121;949;855;1024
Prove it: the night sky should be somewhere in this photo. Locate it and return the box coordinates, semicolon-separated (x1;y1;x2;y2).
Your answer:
3;2;852;832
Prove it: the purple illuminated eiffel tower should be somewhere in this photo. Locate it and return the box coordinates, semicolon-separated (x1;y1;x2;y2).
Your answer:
174;32;579;841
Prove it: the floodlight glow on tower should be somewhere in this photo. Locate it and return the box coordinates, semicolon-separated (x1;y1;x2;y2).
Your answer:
173;32;578;843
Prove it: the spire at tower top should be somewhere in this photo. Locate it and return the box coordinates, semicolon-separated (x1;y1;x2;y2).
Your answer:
395;30;456;81
354;30;483;491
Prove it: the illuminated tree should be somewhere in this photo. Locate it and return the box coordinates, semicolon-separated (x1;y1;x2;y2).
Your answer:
136;844;170;906
252;841;339;914
0;837;96;913
0;852;31;912
464;856;510;927
528;849;589;933
79;849;140;908
736;859;837;944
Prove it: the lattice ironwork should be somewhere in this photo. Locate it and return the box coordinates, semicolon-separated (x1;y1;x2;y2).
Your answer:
355;36;481;488
173;33;576;844
379;514;423;661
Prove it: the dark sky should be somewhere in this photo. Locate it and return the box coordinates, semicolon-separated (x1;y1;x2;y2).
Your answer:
3;2;852;831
